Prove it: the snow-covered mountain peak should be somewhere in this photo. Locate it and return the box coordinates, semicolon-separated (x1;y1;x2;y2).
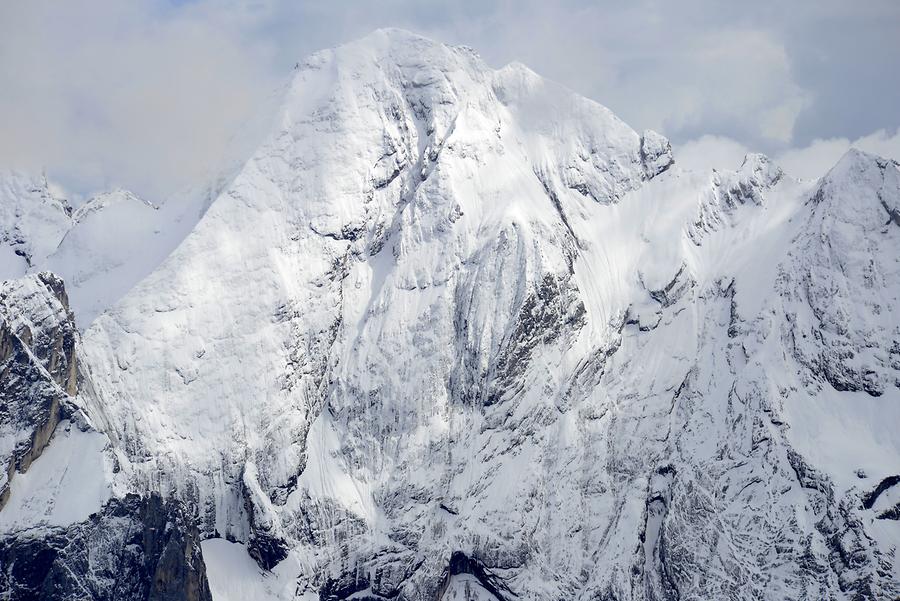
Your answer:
73;28;679;567
254;27;671;240
810;147;900;229
4;29;900;601
826;146;892;175
639;129;675;178
308;27;484;72
682;151;795;250
819;147;893;188
737;152;783;184
0;169;72;215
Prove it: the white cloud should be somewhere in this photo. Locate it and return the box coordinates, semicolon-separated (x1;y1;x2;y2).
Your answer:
675;136;753;173
423;5;811;146
0;1;277;200
852;128;900;162
775;139;856;181
777;128;900;180
649;29;809;144
677;128;900;180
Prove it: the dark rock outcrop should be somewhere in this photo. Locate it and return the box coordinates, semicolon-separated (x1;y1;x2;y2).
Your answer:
0;273;78;508
0;493;212;601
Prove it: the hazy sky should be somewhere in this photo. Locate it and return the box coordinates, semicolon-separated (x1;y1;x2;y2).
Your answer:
2;0;899;199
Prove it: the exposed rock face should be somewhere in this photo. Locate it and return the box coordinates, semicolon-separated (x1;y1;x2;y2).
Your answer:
688;153;784;244
0;493;212;601
1;29;899;601
0;273;77;507
639;129;675;179
0;275;215;601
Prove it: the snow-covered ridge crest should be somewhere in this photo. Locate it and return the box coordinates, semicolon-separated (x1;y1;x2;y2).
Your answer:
71;188;158;224
687;152;786;244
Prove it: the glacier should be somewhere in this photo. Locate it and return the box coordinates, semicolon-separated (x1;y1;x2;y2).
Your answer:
0;28;898;600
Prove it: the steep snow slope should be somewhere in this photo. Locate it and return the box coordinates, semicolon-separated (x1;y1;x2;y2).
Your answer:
0;422;111;533
6;28;895;600
202;538;308;601
45;187;209;326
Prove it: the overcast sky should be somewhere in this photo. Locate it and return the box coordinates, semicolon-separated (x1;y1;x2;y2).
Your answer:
2;0;899;200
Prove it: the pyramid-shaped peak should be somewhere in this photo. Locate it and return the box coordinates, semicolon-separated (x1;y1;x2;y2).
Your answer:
238;28;660;239
820;147;899;191
809;146;900;228
828;147;893;176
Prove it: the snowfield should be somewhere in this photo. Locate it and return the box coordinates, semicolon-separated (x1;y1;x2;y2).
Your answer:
1;28;898;601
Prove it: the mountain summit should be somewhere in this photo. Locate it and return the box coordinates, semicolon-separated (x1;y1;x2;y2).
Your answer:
1;29;898;601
